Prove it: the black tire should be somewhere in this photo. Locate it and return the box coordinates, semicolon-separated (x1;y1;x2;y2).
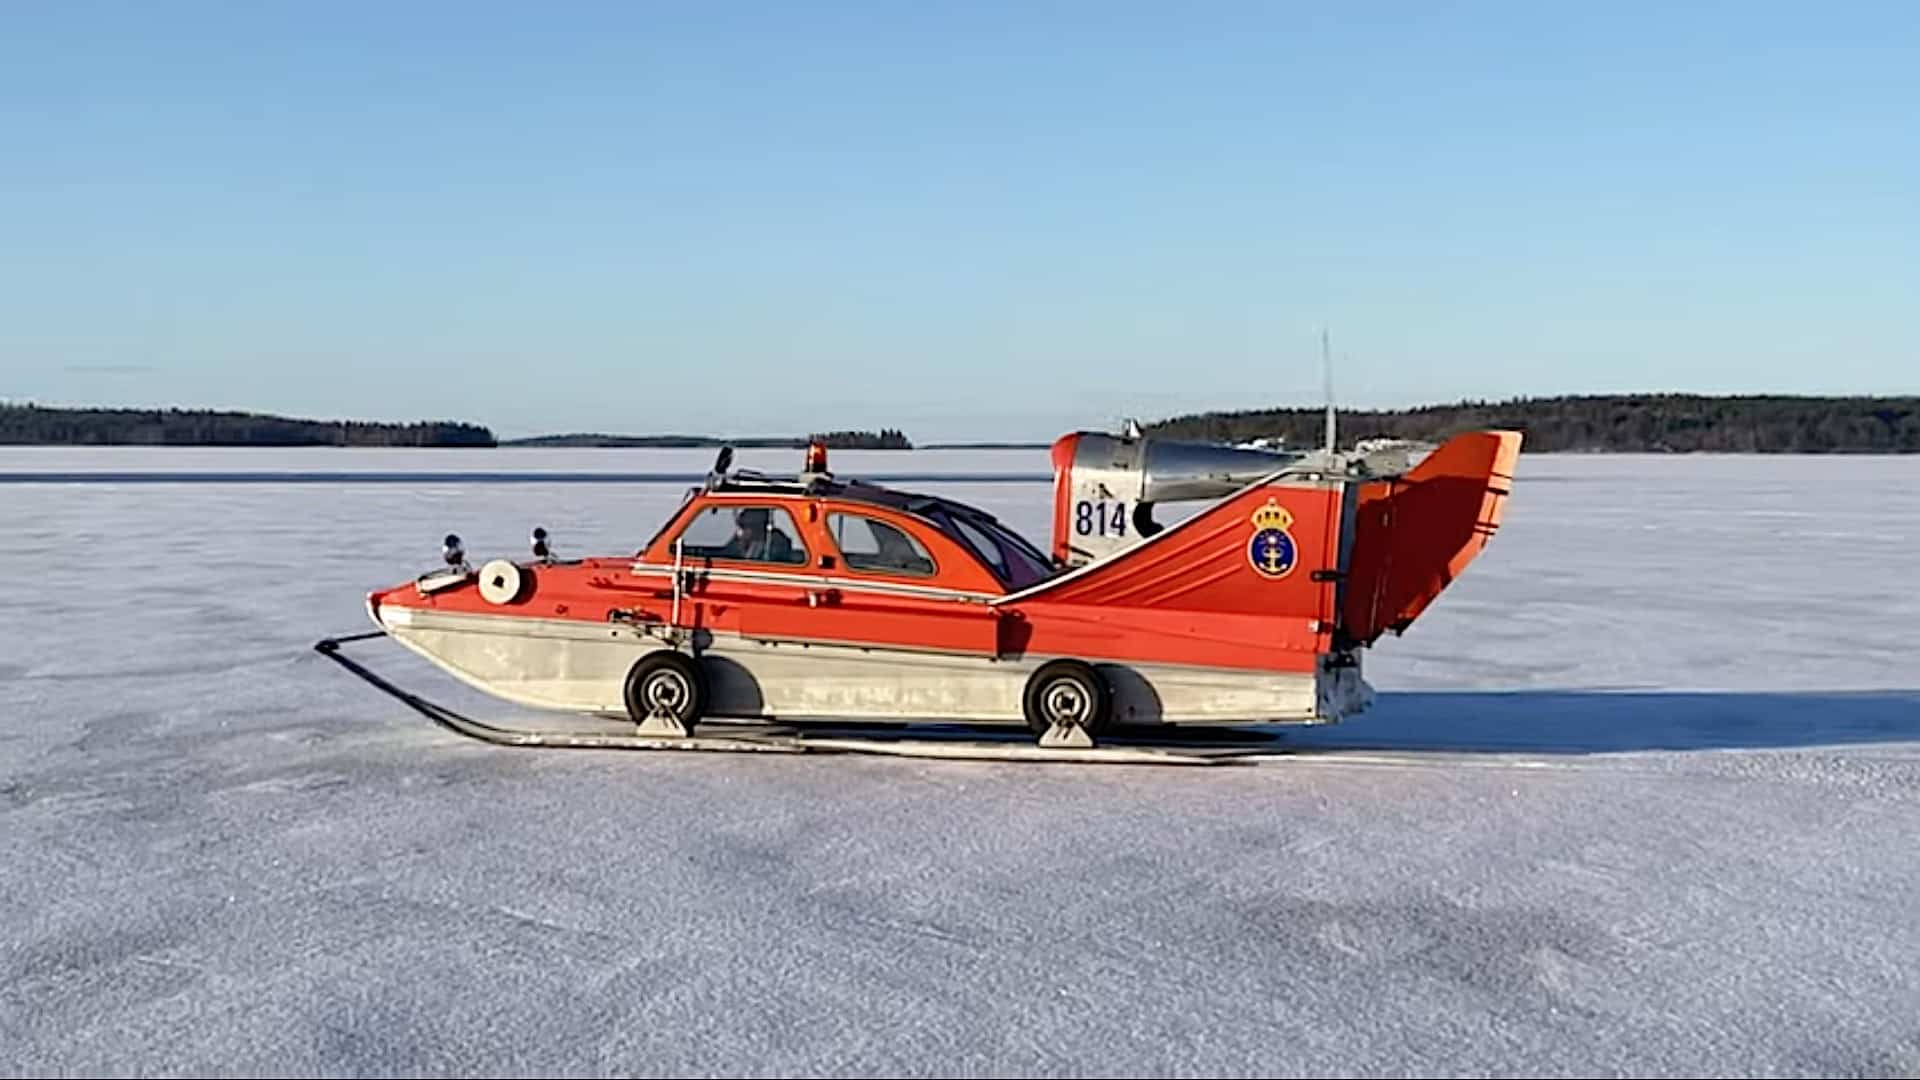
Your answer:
1022;659;1111;737
623;651;707;728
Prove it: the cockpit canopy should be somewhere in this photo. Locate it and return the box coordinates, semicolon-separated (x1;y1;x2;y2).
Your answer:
639;462;1057;592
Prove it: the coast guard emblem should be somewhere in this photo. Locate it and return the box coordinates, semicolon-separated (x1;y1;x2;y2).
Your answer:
1247;498;1297;579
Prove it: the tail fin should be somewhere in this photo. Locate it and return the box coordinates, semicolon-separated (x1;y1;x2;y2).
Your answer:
1341;430;1522;645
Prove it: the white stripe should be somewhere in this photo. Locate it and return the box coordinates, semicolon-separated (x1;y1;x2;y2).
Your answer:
626;562;997;603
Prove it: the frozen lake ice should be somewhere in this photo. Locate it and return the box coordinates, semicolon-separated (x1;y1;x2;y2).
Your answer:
2;446;1918;1076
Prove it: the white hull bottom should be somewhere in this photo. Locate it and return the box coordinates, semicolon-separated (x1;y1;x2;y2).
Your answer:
374;606;1373;728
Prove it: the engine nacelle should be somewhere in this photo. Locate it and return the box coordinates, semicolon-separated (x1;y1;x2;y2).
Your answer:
1047;429;1441;570
1048;431;1309;568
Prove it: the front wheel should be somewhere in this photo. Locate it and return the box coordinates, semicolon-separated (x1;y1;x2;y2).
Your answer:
623;651;707;730
1022;659;1111;738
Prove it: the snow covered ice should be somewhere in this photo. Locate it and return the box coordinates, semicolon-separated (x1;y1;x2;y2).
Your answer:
2;447;1918;1077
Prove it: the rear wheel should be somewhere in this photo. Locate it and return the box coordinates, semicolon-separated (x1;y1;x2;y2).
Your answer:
624;651;706;729
1022;659;1110;738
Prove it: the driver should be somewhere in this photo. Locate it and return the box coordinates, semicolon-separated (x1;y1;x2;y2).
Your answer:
728;507;795;563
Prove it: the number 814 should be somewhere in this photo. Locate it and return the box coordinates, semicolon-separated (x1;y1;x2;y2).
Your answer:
1074;500;1128;538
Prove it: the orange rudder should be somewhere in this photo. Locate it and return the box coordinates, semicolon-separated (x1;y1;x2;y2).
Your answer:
1340;430;1522;644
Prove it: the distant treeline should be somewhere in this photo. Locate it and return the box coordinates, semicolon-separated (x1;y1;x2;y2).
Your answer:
1147;395;1920;454
810;428;913;449
506;428;914;449
0;404;496;447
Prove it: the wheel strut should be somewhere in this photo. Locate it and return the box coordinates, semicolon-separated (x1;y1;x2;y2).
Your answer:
1038;722;1096;749
635;705;691;739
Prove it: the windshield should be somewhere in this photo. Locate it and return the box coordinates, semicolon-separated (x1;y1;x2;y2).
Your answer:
924;506;1055;589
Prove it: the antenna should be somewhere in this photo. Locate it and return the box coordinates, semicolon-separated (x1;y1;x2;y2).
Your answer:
1321;326;1336;453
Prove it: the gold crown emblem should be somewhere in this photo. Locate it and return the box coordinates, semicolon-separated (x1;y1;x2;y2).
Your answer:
1250;498;1293;531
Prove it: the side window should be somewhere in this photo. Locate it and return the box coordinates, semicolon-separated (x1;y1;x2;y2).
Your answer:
672;505;807;566
828;513;936;577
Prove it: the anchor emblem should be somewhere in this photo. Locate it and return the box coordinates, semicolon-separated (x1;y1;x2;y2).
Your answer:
1246;498;1298;579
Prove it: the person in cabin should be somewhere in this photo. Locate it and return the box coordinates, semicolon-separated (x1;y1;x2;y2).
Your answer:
727;507;796;563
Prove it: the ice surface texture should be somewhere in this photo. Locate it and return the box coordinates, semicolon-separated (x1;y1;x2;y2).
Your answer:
1;448;1917;1077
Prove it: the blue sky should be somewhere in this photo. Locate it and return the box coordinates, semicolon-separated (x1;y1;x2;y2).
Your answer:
2;2;1915;441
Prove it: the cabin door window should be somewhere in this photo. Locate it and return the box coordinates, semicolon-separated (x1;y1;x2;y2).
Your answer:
672;505;809;566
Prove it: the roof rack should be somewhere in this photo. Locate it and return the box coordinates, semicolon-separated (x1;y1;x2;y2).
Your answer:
700;463;1020;533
